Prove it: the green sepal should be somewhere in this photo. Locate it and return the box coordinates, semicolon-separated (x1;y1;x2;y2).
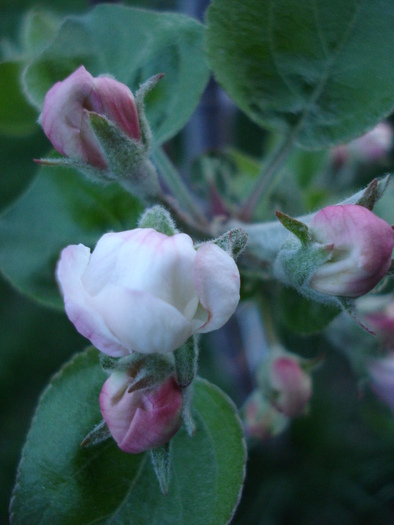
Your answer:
207;228;248;261
135;73;165;149
276;211;311;245
80;419;111;448
181;384;196;437
88;111;160;198
337;297;376;335
138;205;178;235
276;237;334;288
174;336;199;388
100;352;175;392
150;442;171;495
34;155;114;183
355;175;390;211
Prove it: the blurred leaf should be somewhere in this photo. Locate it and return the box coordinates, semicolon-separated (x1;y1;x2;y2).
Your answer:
0;61;37;136
20;9;62;56
24;4;210;144
0;165;143;309
278;286;341;334
206;0;394;149
0;132;48;210
10;348;246;525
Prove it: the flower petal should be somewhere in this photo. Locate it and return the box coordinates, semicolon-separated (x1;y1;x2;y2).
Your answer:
96;285;194;354
193;243;240;333
57;244;128;356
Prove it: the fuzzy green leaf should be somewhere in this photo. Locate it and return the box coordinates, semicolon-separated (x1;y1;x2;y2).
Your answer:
10;348;246;525
206;0;394;149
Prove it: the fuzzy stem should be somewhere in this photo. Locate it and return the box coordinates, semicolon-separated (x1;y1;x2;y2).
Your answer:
151;147;210;230
237;132;295;222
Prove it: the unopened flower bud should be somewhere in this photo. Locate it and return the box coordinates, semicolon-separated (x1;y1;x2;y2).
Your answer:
100;372;183;453
309;205;394;297
56;226;240;356
332;122;393;167
259;352;312;417
41;66;141;168
368;354;394;411
242;390;288;440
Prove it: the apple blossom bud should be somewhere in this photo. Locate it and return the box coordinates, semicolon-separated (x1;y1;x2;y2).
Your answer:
242;390;288;440
259;352;312;417
41;66;141;168
368;354;394;411
309;205;394;297
56;226;240;356
362;295;394;345
100;372;183;453
332;122;393;167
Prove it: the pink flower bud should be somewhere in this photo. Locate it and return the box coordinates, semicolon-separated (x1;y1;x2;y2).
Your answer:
332;122;393;167
309;204;394;297
56;228;240;356
41;66;141;168
368;354;394;411
364;296;394;345
243;391;288;439
100;373;183;453
268;356;312;417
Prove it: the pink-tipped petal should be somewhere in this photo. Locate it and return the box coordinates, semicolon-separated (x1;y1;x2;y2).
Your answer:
194;243;240;333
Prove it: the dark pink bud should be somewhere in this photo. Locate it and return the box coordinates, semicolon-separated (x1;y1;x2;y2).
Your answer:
309;204;394;297
41;66;141;168
100;373;183;454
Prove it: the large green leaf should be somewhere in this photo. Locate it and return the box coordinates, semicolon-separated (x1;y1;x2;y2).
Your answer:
10;348;246;524
24;4;209;144
0;61;37;136
0;166;143;309
206;0;394;149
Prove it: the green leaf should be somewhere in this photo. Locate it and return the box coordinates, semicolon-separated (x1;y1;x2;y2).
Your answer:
0;165;143;309
0;61;37;137
206;0;394;149
279;286;340;334
24;4;210;144
10;348;246;525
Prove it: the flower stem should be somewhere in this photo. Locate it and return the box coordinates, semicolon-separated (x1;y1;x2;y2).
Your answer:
237;132;296;222
151;147;210;231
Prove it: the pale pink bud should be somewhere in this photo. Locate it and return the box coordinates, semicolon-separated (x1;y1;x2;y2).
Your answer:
365;296;394;344
243;391;288;439
331;123;393;168
41;66;141;168
56;229;240;356
309;205;394;297
368;354;394;411
269;356;312;417
100;373;183;453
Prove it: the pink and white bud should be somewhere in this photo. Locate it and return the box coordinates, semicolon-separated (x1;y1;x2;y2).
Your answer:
309;204;394;297
56;228;240;356
100;373;183;453
332;122;393;167
368;353;394;411
41;66;141;168
243;390;288;440
364;295;394;345
268;355;312;417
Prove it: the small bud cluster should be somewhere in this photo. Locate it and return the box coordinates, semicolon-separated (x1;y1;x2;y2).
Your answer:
243;348;316;440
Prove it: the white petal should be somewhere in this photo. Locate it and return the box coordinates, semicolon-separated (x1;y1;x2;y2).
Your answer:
96;285;194;354
57;244;128;356
193;243;240;333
